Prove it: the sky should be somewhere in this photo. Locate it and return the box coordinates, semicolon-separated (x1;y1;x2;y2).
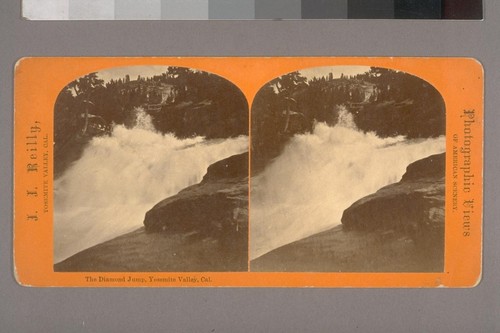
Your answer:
299;66;371;82
94;65;372;84
92;64;372;89
97;65;170;83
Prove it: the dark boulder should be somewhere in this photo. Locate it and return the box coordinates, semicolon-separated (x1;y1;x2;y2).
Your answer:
341;153;445;250
143;152;249;265
202;152;248;182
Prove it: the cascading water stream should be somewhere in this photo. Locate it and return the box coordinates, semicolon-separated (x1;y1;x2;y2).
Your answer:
250;107;445;260
54;108;248;263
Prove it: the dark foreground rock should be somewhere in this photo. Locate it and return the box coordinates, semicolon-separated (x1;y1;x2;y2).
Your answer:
55;153;249;272
251;153;445;272
144;152;248;236
54;226;246;272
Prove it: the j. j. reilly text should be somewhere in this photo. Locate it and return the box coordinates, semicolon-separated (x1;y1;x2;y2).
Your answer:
26;120;41;173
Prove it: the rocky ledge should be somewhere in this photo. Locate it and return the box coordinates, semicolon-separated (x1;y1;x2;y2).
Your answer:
144;152;249;240
341;153;445;250
251;153;445;272
55;152;249;272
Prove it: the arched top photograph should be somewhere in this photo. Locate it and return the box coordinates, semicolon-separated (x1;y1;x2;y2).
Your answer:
52;65;250;272
250;65;447;273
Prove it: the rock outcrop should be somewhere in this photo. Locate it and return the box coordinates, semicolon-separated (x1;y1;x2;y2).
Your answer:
251;153;445;272
341;153;445;251
144;152;248;236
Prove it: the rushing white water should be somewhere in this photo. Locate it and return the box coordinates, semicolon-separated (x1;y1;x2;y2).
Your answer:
54;109;248;263
250;108;445;260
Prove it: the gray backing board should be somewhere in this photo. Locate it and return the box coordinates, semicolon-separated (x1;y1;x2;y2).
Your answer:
0;1;499;332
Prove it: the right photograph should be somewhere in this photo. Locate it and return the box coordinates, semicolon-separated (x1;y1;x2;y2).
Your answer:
250;66;446;272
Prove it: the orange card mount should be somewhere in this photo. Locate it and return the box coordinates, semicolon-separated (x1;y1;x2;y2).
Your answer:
14;57;483;287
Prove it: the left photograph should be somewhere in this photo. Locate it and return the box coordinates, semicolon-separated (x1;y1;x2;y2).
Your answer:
52;66;249;272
